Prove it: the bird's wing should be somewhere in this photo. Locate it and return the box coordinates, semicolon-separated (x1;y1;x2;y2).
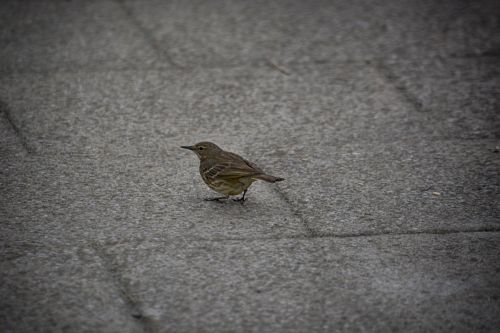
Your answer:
202;153;263;180
223;151;264;173
201;162;230;179
210;163;262;180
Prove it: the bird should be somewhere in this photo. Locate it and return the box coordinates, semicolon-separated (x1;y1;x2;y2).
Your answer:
181;142;284;202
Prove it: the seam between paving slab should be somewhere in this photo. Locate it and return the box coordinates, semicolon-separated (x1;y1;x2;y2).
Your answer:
0;52;497;77
272;186;318;237
310;226;500;239
98;228;500;248
0;99;32;153
0;65;164;76
0;58;368;76
91;242;156;333
114;0;184;70
241;144;317;238
2;137;496;160
374;62;427;113
196;227;500;241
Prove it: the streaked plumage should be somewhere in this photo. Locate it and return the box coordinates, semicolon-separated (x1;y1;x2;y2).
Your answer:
181;142;284;202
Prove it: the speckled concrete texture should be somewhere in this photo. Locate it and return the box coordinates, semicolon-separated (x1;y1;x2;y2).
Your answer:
1;0;499;332
100;233;500;332
0;0;163;72
1;242;143;333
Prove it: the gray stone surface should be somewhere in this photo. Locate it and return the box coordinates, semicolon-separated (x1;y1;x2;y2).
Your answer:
1;0;499;332
381;57;500;140
1;241;143;333
0;0;163;73
264;139;500;235
0;62;482;155
1;155;304;245
121;0;500;66
100;233;500;332
0;105;26;157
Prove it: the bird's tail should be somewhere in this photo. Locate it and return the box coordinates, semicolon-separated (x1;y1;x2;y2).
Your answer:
254;174;285;183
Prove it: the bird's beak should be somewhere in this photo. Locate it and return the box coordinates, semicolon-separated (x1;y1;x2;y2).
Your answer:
181;145;195;150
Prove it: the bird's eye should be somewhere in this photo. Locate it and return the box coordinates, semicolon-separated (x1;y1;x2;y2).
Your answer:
199;147;204;150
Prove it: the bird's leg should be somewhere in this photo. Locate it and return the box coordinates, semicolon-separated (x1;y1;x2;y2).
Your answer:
233;189;247;203
204;195;229;202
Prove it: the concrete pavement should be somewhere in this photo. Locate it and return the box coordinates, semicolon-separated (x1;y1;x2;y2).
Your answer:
1;0;499;332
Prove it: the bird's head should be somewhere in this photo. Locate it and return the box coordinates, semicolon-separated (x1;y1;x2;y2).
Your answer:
181;141;222;159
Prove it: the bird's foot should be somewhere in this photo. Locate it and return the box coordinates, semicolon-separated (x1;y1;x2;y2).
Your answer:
233;196;246;203
232;189;247;203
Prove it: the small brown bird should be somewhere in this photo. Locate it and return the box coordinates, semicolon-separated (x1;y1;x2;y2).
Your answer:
181;142;284;202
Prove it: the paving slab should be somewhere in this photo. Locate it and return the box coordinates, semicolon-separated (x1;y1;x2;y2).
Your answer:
380;57;500;141
121;0;500;67
1;0;500;332
256;139;500;235
0;105;26;157
121;0;381;66
0;62;472;156
0;0;163;73
1;62;497;238
0;241;143;333
0;154;304;246
99;232;500;333
365;0;500;59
